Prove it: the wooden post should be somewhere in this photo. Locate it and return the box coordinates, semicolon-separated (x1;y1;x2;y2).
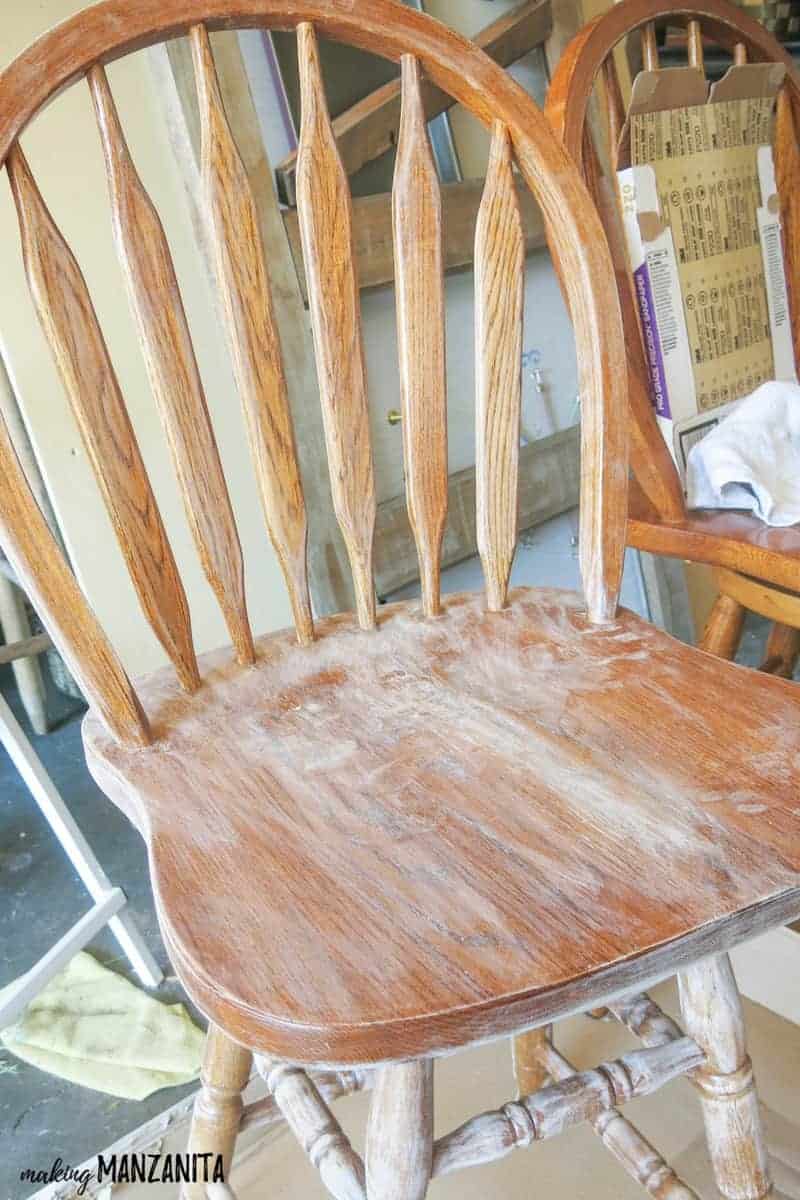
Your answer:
512;1025;552;1097
0;574;48;735
678;955;771;1200
700;594;746;660
182;1024;252;1200
366;1060;434;1200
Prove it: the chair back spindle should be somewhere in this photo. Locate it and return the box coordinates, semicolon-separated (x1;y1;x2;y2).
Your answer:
0;415;150;746
687;19;704;71
392;55;448;619
0;0;630;746
191;24;314;646
295;21;377;632
642;23;659;71
88;63;256;666
601;58;626;164
475;122;524;613
6;142;200;694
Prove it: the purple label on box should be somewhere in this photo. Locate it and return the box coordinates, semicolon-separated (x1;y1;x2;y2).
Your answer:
633;262;670;419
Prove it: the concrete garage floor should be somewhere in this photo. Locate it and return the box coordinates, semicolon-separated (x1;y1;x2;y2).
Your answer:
0;667;202;1200
0;518;786;1200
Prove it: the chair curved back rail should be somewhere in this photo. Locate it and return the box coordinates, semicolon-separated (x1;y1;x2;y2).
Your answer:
546;0;800;528
0;0;628;747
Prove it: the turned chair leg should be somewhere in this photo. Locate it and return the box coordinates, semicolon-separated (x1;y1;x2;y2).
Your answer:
760;621;800;678
678;955;771;1200
700;595;746;660
512;1024;552;1097
182;1024;252;1200
366;1059;433;1200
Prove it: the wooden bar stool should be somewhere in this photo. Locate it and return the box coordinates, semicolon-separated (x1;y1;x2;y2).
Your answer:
0;3;798;1197
547;0;800;680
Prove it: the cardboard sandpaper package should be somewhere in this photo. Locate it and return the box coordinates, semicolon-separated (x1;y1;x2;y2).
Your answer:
617;60;797;476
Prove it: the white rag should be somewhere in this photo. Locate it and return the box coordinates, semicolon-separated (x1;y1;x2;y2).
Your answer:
686;380;800;526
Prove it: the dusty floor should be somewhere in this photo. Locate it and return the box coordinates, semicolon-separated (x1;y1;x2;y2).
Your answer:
0;521;790;1200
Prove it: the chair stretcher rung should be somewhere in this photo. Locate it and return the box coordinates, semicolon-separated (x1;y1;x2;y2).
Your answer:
432;1037;705;1177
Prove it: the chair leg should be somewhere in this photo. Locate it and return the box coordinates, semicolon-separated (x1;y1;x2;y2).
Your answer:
512;1024;552;1097
760;621;800;678
366;1059;433;1200
700;594;746;660
678;955;771;1200
182;1024;252;1200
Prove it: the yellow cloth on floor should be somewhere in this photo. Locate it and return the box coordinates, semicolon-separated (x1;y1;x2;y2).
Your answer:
0;951;203;1100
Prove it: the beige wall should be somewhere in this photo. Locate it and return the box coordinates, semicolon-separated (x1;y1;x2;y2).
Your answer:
0;3;294;682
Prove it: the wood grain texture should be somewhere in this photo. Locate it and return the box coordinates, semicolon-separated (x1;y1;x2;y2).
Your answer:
84;588;800;1065
760;620;800;678
274;0;553;206
156;30;354;620
392;55;447;618
512;1025;552;1096
475;122;524;613
538;1040;700;1199
432;1038;705;1176
88;64;255;667
579;133;686;523
712;565;800;630
295;21;376;631
374;425;580;599
547;0;800;191
610;992;684;1048
699;594;745;660
183;1023;252;1200
545;0;800;559
0;415;149;746
775;84;800;369
6;143;199;693
240;1066;371;1135
679;956;771;1200
283;178;545;299
259;1058;366;1200
190;23;313;645
601;56;625;164
629;480;800;592
0;0;629;628
366;1060;433;1200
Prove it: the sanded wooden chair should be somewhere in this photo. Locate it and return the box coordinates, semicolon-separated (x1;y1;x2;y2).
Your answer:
546;0;800;677
1;3;799;1198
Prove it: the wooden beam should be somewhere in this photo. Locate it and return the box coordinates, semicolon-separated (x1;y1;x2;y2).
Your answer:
283;177;545;298
0;631;52;666
275;0;553;205
374;425;579;598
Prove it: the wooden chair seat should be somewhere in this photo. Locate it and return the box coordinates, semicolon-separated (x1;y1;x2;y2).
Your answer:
84;587;800;1066
3;3;797;1191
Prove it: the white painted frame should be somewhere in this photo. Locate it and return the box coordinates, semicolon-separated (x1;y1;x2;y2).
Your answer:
0;690;162;1030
